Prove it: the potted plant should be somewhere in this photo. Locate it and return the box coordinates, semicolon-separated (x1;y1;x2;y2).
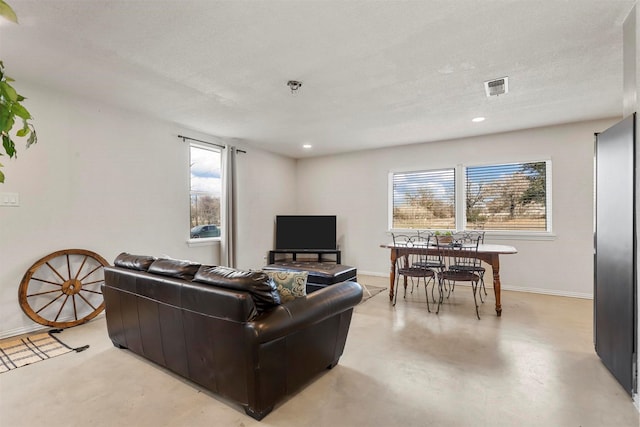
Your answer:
434;231;453;244
0;0;38;183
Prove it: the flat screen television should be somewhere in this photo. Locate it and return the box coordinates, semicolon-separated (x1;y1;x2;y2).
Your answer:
275;215;337;250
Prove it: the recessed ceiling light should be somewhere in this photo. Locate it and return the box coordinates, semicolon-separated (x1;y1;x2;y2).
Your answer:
472;117;486;123
302;144;312;149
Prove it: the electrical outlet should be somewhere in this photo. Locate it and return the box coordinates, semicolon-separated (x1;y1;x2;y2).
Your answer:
0;192;19;207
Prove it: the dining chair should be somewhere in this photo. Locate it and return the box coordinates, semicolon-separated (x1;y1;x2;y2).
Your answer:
438;235;483;319
391;233;437;312
454;231;487;299
411;232;446;303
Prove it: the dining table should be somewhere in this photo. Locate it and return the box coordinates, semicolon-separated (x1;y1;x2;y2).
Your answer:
380;241;518;316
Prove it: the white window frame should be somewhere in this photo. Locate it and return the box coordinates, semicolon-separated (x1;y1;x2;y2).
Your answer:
188;141;222;245
389;159;554;240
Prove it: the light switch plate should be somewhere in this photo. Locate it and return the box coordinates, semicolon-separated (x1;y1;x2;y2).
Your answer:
0;192;20;207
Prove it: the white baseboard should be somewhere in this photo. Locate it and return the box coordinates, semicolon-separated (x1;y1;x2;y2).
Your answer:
0;323;49;340
500;285;593;299
358;270;389;278
357;271;593;299
0;312;105;340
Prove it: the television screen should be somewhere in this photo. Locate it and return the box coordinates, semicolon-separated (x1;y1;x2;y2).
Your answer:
275;215;337;250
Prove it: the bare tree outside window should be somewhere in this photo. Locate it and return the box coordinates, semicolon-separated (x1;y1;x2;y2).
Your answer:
392;169;456;230
465;162;548;231
190;145;221;238
391;161;550;232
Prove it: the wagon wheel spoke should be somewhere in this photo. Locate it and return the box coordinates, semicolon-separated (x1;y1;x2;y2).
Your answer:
27;289;63;298
19;249;109;328
54;295;70;321
66;254;72;281
77;292;98;311
72;294;78;321
45;261;67;282
74;255;89;281
78;264;104;282
81;279;105;286
35;292;65;314
81;288;103;295
30;277;63;286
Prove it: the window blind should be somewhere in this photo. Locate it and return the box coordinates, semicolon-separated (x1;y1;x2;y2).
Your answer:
465;162;547;231
392;168;456;230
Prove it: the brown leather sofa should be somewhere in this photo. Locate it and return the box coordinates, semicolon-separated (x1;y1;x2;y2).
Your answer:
102;253;363;420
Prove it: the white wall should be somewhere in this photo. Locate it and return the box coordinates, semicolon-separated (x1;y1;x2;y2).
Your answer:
296;118;617;298
235;143;298;269
0;82;296;338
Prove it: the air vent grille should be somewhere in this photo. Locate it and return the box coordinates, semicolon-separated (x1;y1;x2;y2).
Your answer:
484;77;509;97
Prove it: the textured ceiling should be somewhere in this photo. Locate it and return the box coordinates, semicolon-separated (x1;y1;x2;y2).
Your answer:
0;0;635;158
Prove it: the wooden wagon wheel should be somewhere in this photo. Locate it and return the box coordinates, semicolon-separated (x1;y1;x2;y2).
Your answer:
19;249;109;328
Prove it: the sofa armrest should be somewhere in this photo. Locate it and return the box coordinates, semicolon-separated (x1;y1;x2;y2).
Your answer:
246;281;363;343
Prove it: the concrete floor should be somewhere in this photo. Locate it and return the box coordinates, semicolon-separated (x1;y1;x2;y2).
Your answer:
1;275;639;427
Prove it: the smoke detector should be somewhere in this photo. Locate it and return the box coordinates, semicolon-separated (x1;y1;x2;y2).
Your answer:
484;77;509;97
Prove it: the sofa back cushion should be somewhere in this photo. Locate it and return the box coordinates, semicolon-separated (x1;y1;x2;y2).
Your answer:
194;266;281;311
148;258;202;281
114;252;157;271
104;266;258;322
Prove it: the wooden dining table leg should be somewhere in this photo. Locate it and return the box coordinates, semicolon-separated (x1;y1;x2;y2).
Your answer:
389;249;397;300
490;254;502;316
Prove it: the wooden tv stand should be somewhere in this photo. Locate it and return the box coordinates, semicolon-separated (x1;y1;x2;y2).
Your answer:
268;249;341;264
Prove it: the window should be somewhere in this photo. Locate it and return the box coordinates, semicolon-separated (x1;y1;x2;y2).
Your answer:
391;168;456;230
390;160;551;233
465;161;548;231
189;144;222;239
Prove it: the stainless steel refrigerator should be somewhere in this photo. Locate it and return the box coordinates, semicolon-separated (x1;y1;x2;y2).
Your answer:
594;113;637;395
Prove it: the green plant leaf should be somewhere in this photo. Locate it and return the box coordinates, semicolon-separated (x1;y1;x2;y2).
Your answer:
1;112;14;133
2;134;16;158
0;106;10;132
0;29;40;182
11;102;31;120
0;0;18;24
0;80;18;102
16;121;28;137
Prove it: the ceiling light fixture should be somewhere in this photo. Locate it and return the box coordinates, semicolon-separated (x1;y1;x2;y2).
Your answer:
287;80;303;94
302;144;312;149
472;117;486;123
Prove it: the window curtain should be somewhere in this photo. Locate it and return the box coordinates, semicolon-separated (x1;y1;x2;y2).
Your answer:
221;145;237;267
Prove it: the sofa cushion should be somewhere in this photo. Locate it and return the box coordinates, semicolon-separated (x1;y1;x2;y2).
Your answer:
264;270;307;303
148;258;202;281
194;266;281;311
114;252;157;271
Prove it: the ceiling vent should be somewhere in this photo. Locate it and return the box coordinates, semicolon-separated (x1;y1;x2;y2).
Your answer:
484;77;509;97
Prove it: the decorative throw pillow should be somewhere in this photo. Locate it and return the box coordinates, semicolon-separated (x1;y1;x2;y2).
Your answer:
265;270;308;303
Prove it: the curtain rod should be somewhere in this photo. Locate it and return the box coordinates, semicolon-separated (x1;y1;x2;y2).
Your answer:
178;135;246;153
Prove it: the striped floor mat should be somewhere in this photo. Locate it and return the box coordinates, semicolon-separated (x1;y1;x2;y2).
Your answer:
359;285;387;303
0;330;87;373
